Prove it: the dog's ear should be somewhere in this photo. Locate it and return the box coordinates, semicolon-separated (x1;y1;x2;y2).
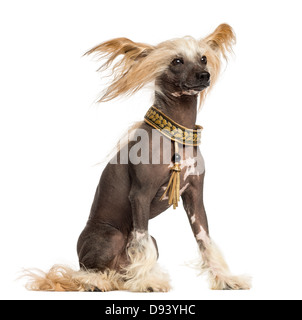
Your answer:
204;24;236;60
85;38;156;102
198;24;235;111
85;38;154;69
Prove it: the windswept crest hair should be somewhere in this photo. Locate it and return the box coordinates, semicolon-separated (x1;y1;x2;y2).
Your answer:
85;24;236;106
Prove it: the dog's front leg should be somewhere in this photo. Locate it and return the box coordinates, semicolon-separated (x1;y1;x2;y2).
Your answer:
182;172;251;290
122;185;171;292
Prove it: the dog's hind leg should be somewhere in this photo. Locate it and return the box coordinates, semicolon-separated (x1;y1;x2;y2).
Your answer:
25;223;127;292
182;172;251;290
24;222;126;292
76;222;128;291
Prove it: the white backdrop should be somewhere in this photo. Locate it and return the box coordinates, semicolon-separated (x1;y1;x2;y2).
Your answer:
1;0;302;300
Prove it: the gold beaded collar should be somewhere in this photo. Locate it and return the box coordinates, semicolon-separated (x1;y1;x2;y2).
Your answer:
144;106;203;147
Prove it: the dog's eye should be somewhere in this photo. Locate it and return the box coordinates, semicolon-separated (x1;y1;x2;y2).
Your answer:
201;56;207;64
172;58;184;66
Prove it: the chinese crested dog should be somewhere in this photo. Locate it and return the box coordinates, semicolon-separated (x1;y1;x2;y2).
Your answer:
25;24;251;291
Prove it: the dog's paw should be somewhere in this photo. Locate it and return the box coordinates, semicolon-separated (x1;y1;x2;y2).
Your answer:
144;279;171;293
142;282;171;293
123;264;171;293
124;274;171;293
210;273;252;290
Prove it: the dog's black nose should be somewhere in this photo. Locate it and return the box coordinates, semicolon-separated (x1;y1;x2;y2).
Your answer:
196;71;210;83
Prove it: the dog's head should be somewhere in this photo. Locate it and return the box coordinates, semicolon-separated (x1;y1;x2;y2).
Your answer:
86;24;235;107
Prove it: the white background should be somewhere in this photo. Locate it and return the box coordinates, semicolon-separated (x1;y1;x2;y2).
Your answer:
1;0;302;300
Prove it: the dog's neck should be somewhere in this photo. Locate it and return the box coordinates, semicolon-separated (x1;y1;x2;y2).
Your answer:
154;92;198;130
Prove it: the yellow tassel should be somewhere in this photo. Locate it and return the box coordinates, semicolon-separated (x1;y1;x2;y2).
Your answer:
160;142;181;209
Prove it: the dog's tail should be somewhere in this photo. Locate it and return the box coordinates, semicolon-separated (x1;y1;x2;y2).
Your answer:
23;264;123;292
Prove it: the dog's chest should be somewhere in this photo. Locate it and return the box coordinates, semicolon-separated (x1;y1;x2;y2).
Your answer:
164;155;205;193
150;153;205;217
178;156;204;181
